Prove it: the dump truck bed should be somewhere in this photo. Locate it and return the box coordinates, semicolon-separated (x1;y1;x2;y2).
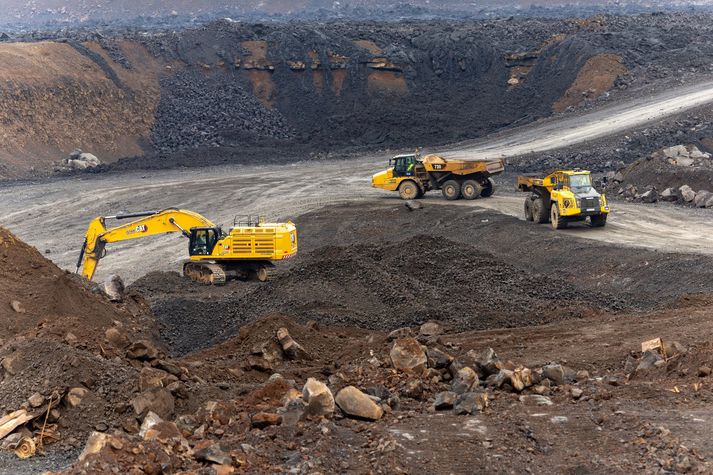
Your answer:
516;175;546;191
422;154;505;176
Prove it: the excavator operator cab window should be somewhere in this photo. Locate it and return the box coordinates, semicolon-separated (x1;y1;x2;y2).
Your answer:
189;228;219;256
393;155;416;177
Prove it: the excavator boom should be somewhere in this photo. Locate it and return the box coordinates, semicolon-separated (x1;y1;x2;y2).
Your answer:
77;208;297;284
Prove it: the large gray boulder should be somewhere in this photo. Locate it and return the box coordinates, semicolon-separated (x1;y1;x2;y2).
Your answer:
694;190;712;208
679;185;696;203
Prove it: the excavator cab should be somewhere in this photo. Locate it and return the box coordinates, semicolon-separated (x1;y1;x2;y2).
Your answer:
189;227;221;256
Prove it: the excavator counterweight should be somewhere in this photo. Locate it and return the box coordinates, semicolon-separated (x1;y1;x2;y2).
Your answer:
77;208;297;284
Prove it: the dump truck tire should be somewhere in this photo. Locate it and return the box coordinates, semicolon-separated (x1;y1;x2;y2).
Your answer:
550;204;567;229
442;180;461;200
399;181;420;200
461;180;482;200
480;178;495;197
590;214;607;227
524;199;534;221
532;198;549;224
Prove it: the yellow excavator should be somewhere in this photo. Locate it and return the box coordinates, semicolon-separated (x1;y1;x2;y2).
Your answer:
77;208;297;284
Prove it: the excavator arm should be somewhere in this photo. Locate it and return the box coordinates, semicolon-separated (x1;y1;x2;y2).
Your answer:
77;208;217;281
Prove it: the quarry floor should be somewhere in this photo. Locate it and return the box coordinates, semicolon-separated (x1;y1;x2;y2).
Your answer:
2;80;713;474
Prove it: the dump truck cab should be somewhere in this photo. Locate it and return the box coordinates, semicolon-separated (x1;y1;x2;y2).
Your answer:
518;170;609;229
371;154;424;194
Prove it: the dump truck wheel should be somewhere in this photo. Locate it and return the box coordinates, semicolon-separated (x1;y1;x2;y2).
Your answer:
532;198;549;223
590;213;607;227
461;180;482;200
442;180;461;200
550;204;567;229
398;181;420;200
480;178;495;197
524;199;534;221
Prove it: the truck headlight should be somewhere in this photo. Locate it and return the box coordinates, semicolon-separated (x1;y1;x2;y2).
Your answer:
575;198;581;209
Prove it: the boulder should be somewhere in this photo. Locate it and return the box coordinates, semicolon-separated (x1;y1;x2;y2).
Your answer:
677;157;695;167
519;394;553;406
302;378;334;418
426;347;453;369
690;147;711;159
679;185;696;203
131;388;175;419
705;195;713;208
127;340;161;361
663;145;689;159
452;367;478;394
105;327;128;348
634;350;666;377
194;443;232;465
433;391;457;410
390;338;427;371
419;321;443;337
404;200;423;211
542;363;565;385
10;300;25;314
454;391;488;415
139;367;177;390
509;367;534;392
475;348;501;376
103;275;125;302
612;171;624;183
640;189;658;203
65;387;89;408
251;412;282;429
660;188;677;202
246;355;272;372
276;327;310;360
695;190;712;208
28;392;45;408
335;386;383;421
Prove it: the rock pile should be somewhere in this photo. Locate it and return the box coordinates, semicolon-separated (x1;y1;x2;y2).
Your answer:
54;149;102;173
608;144;713;206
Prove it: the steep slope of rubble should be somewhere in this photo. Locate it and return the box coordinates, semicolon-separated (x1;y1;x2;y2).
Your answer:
2;14;713;177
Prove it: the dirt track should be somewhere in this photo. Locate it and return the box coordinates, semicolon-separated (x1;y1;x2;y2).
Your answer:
441;80;713;160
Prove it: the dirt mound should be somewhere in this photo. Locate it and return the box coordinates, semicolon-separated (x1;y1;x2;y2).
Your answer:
0;227;153;347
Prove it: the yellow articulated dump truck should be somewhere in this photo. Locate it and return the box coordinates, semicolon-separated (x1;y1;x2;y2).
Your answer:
77;208;297;284
517;170;609;230
371;152;505;200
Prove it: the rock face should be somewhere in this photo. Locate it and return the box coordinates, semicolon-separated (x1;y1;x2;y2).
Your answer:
390;338;427;372
335;386;383;421
302;378;335;418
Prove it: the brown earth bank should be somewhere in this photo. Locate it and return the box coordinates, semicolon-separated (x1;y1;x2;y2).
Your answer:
2;202;713;473
2;13;713;178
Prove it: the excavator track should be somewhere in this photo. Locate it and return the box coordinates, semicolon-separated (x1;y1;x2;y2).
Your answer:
183;262;227;285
